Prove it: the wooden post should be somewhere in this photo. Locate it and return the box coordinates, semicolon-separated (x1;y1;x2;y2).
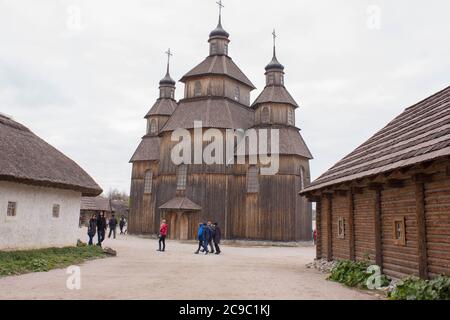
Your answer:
348;190;356;261
326;194;333;262
316;200;322;259
415;181;429;279
374;187;383;269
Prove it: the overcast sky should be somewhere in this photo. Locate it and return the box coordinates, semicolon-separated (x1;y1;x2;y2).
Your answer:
1;0;449;194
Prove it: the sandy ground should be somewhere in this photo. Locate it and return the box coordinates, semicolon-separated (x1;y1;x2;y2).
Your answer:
0;230;377;300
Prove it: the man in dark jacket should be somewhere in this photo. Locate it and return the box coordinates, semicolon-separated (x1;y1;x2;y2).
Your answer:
207;221;215;254
213;222;222;254
119;216;126;235
195;223;208;254
97;212;107;246
87;214;97;246
108;214;118;239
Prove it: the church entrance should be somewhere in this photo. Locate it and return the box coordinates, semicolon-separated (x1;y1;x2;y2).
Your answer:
164;211;195;240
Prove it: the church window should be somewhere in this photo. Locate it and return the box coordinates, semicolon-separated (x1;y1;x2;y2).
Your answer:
211;43;217;55
281;75;284;85
177;165;188;191
170;90;174;99
194;81;202;97
288;109;294;126
144;170;153;194
300;166;305;190
224;43;228;55
268;73;275;85
261;106;270;124
150;119;157;134
7;201;17;217
247;166;259;193
234;86;240;102
52;204;60;218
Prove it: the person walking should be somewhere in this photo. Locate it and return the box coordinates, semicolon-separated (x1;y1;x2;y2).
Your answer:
96;212;107;246
207;221;215;254
108;214;118;239
119;216;126;235
202;222;211;255
157;219;168;252
212;222;222;254
195;223;208;254
87;214;97;246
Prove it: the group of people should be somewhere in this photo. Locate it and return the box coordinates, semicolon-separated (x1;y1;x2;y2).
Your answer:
87;213;127;246
156;220;222;255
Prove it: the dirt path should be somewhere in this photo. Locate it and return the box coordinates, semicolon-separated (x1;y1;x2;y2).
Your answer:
0;232;377;300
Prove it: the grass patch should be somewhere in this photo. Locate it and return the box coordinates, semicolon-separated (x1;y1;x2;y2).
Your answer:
0;246;107;277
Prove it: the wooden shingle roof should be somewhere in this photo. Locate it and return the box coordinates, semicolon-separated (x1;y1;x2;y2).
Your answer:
302;86;450;193
180;55;256;89
80;196;112;212
130;136;160;162
161;97;255;132
145;99;178;117
0;115;102;196
159;197;202;211
252;85;299;108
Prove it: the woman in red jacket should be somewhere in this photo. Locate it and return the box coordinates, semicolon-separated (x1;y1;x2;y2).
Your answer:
157;219;168;252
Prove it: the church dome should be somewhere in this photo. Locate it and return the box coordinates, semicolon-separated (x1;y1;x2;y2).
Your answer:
265;55;285;71
209;20;229;39
159;72;176;86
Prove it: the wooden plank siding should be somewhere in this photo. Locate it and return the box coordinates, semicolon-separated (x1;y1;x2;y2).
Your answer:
332;193;351;260
353;190;376;263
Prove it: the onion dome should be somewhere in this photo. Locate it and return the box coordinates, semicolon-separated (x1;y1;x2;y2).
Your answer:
209;17;229;40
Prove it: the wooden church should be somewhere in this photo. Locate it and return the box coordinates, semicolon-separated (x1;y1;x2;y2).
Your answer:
129;8;313;242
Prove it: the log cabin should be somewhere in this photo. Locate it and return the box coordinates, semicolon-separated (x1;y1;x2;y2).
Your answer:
301;86;450;279
129;13;313;242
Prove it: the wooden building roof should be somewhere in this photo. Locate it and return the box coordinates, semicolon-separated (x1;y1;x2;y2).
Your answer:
0;114;102;196
252;85;299;108
161;97;255;132
302;86;450;193
145;99;178;117
80;196;112;212
159;197;202;211
130;136;160;162
180;55;256;89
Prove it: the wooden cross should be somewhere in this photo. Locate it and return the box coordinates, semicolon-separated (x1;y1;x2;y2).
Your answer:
216;0;224;18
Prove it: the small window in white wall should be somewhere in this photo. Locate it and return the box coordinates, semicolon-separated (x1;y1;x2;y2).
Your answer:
288;109;294;126
144;170;153;194
52;204;60;218
7;201;17;217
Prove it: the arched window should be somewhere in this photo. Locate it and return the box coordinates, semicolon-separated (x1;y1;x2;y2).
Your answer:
287;109;294;126
144;170;153;194
261;106;270;124
177;165;187;191
149;119;157;134
194;81;202;97
234;86;240;102
247;166;259;193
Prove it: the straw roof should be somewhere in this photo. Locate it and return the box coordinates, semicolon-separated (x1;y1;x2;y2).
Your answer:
0;114;102;196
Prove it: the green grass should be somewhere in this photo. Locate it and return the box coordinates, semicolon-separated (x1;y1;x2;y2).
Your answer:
0;246;107;277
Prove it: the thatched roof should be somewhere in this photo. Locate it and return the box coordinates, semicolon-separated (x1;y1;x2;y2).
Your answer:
239;127;313;159
302;86;450;193
80;196;111;212
130;136;160;162
159;197;202;211
161;97;255;132
180;55;256;89
145;99;178;117
0;114;102;196
252;85;299;108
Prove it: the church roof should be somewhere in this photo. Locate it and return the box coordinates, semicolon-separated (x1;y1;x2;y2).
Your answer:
239;127;313;159
130;136;161;162
145;99;178;117
0;114;102;196
159;197;202;211
159;72;176;86
209;20;229;39
161;97;255;132
302;86;450;193
252;85;299;108
180;55;256;89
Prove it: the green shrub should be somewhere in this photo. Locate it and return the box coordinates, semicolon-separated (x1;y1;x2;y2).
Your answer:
389;275;450;300
328;260;390;289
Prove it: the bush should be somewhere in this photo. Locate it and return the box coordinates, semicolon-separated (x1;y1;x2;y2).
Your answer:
328;260;390;289
389;275;450;300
